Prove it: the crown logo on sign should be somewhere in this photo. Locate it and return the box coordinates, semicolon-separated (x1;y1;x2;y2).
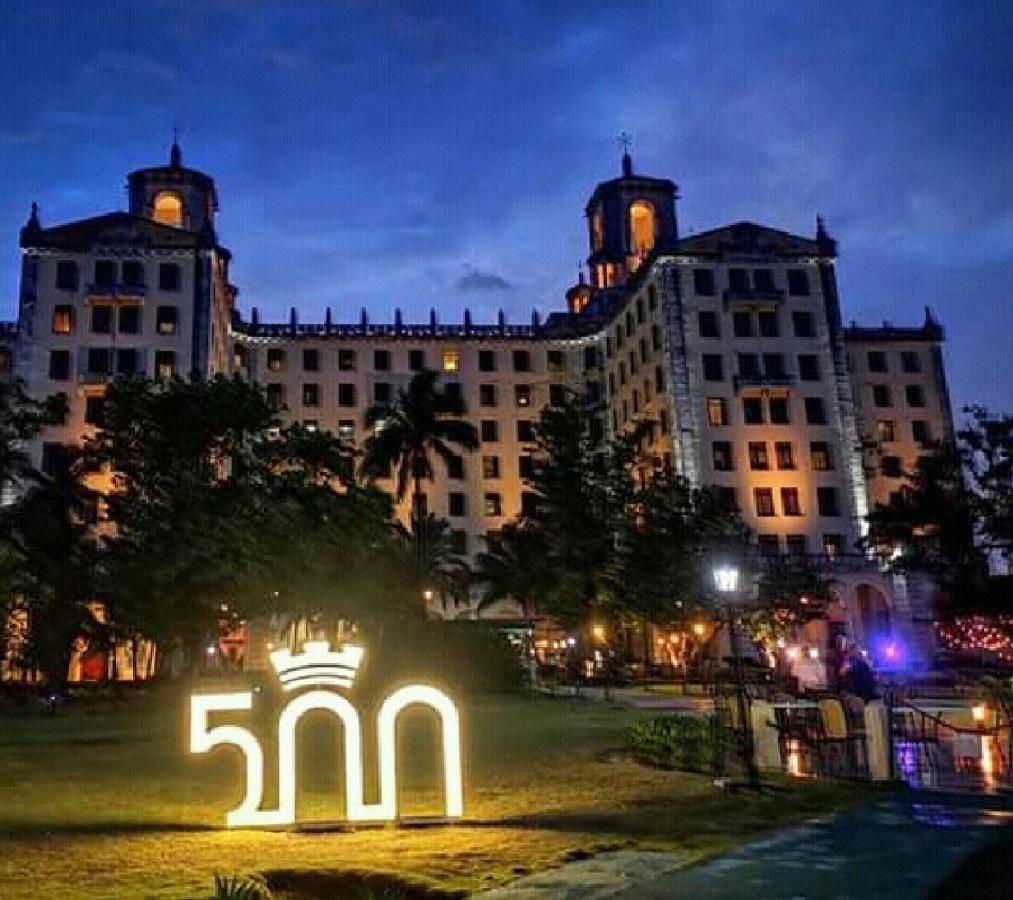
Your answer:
269;641;364;692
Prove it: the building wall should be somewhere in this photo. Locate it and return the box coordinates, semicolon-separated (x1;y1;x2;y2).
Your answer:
845;325;954;510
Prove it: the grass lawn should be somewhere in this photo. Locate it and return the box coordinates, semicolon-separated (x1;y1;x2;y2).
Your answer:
0;687;865;899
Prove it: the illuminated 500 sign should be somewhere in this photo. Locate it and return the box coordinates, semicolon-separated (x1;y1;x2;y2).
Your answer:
190;641;463;827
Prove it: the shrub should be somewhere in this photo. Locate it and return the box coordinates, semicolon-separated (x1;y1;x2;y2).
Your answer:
627;714;728;774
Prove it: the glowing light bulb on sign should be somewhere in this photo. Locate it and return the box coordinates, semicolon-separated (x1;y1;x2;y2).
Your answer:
189;641;463;827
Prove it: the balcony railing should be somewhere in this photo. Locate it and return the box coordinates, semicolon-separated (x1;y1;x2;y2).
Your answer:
723;287;785;306
85;282;147;299
734;373;794;391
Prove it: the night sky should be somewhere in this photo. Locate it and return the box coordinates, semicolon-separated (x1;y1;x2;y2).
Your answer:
1;1;1010;414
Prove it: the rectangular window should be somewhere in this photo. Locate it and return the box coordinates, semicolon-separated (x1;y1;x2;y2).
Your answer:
743;397;764;424
56;260;78;291
547;349;565;372
757;311;779;337
519;454;534;479
118;305;140;335
448;492;466;517
87;348;111;374
748;441;769;470
798;354;820;380
156;306;178;335
707;397;729;426
374;382;391;404
48;350;71;381
479;384;497;407
901;351;922;373
804;397;826;425
781;487;802;516
754;488;775;517
823;533;844;558
94;259;116;287
583;347;599;370
758;535;780;558
484;493;503;517
549;383;566;407
787;534;808;557
881;456;903;478
450;529;467;556
158;263;181;292
792;310;815;338
693;268;715;296
443;382;463;408
517;420;536;442
84;395;105;425
481;420;498;442
698;311;719;338
728;268;749;292
905;384;926;407
337;420;355;440
810;441;833;471
635;298;644;324
302;383;320;407
512;349;531;372
769;397;790;424
478;349;496;372
651;324;662;352
266;383;285;411
302;349;319;372
91;305;112;334
482;455;500;479
337;383;356;407
122;260;144;289
753;268;775;293
116;349;138;376
155;350;176;379
872;384;891;408
338;349;356;371
912;419;931;445
373;349;391;371
732;311;752;338
446;454;464;479
738;353;760;379
787;268;810;296
443;349;460;373
817;487;840;517
877;419;896;442
267;348;285;372
408;349;425;371
655;364;665;392
867;351;888;373
775;442;795;470
712;441;734;471
762;353;785;379
515;384;531;407
53;304;74;334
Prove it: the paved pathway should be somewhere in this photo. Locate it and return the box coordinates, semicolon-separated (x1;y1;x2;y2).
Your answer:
478;791;1013;899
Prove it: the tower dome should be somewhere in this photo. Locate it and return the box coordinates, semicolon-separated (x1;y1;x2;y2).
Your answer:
127;140;219;236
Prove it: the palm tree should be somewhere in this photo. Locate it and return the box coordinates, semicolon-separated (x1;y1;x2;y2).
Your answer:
361;369;478;565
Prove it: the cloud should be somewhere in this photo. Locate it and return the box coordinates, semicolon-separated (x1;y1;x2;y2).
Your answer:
80;51;176;84
455;266;512;292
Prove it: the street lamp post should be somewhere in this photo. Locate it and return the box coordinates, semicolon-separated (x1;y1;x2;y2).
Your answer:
714;565;760;790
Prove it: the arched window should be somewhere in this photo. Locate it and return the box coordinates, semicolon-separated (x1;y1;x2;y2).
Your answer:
628;200;656;256
152;191;184;227
591;204;605;251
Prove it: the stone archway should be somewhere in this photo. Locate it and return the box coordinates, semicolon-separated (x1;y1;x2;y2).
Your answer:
855;582;892;647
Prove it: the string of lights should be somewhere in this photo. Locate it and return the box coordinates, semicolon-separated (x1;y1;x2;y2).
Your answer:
935;617;1013;664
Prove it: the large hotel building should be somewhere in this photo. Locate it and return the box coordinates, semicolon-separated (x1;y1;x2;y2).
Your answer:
3;144;954;663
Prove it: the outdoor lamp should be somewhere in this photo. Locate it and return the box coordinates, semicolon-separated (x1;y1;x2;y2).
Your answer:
713;565;739;594
592;624;605;642
692;622;706;637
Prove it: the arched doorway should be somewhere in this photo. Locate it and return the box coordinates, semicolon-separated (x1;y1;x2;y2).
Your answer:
856;583;891;644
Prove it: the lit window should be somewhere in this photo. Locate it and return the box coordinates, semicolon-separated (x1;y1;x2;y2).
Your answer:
443;350;460;373
629;200;656;258
754;488;775;517
155;350;176;380
53;305;74;334
877;420;896;443
152;191;184;227
482;455;500;479
267;349;285;372
156;306;178;335
484;493;503;517
592;204;605;251
515;385;531;407
338;420;355;439
810;442;832;471
707;397;728;427
781;488;802;516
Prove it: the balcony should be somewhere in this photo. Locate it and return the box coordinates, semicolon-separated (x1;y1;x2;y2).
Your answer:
734;372;795;392
723;287;785;308
85;282;147;301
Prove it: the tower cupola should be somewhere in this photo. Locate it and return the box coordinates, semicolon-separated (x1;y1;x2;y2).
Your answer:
127;140;219;236
584;146;678;290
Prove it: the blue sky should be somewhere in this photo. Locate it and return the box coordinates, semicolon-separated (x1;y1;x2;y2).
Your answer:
0;0;1011;413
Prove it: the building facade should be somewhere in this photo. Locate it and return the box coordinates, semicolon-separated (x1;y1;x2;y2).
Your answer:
2;144;955;659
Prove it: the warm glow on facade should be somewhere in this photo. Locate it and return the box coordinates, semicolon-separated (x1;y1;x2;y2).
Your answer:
152;191;184;227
